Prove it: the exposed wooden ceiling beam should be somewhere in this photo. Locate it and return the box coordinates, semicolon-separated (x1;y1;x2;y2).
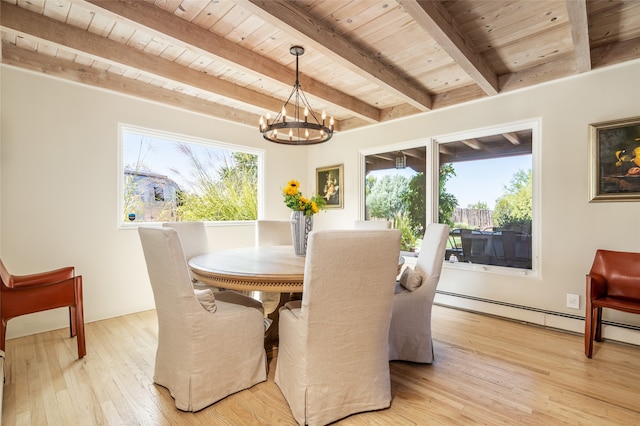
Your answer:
2;0;635;139
403;149;425;160
83;0;380;124
379;104;423;123
1;41;259;126
591;36;640;68
565;0;591;73
461;139;482;150
236;0;433;112
499;55;576;92
398;0;499;96
432;84;487;110
0;2;286;115
503;133;521;145
439;145;453;155
371;153;395;161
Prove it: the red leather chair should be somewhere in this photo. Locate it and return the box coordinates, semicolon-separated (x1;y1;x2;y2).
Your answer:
0;259;85;359
585;249;640;358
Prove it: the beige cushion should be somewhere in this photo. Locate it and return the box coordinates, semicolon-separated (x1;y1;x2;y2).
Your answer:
399;267;423;291
194;288;217;312
389;223;450;364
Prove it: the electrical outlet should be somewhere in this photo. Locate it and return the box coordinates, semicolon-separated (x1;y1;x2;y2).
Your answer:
566;293;580;309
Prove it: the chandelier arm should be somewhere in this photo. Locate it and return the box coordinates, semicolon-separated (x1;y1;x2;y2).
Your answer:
271;86;299;123
297;88;323;124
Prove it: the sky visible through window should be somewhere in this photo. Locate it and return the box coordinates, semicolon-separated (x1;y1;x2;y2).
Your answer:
122;128;261;223
123;133;231;192
127;131;530;212
369;154;531;210
446;155;532;209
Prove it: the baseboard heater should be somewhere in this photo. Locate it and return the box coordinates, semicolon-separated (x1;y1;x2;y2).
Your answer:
435;290;640;332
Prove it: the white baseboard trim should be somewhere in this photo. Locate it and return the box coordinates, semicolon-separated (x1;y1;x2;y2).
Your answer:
434;292;640;347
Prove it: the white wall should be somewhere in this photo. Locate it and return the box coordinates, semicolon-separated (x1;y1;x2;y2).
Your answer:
0;66;307;338
2;60;640;346
307;60;640;344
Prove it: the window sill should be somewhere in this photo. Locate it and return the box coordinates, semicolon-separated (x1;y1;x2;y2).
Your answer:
443;260;536;277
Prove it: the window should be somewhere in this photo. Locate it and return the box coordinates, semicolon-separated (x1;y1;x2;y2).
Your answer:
362;145;427;253
153;186;165;202
120;125;262;225
436;122;536;270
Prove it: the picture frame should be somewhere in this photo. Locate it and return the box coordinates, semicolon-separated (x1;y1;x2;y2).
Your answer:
589;116;640;202
316;164;344;209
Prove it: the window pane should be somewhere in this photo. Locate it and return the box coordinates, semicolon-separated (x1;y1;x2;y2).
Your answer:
122;127;260;223
364;147;426;252
439;130;533;269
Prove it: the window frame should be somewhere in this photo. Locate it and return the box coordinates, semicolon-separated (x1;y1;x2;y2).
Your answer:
117;123;264;229
359;138;428;223
432;119;540;276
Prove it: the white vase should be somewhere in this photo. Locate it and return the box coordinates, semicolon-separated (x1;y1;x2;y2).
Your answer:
290;211;313;256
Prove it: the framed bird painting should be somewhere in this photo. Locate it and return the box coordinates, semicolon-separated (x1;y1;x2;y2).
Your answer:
589;116;640;202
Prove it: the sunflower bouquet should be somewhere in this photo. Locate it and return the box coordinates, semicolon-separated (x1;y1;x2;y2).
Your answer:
283;179;327;217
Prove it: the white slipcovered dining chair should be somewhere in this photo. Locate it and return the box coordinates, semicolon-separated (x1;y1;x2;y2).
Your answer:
162;222;216;291
138;227;267;412
388;223;450;363
275;229;402;426
353;219;392;229
162;222;209;260
256;219;292;246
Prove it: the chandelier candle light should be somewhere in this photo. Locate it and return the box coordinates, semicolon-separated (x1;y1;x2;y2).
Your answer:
259;46;334;145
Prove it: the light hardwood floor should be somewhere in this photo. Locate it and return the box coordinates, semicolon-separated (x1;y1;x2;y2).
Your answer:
3;305;639;425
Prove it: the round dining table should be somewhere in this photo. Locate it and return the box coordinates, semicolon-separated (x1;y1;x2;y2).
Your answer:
189;245;405;291
189;245;306;294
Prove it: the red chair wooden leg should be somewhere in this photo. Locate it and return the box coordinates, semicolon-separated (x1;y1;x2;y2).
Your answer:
75;276;86;358
69;306;77;337
0;319;6;352
594;307;603;342
585;301;594;358
76;317;86;359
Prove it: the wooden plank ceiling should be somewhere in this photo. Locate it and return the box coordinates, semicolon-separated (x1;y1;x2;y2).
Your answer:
2;0;639;138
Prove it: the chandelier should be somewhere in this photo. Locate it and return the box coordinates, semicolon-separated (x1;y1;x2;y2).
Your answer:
259;46;334;145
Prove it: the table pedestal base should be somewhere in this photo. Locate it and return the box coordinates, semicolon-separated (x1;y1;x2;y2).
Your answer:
259;291;302;358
